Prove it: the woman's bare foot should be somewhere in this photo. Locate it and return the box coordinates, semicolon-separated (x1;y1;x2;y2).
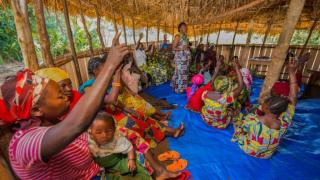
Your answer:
164;111;172;120
159;120;169;127
155;168;181;180
173;123;185;138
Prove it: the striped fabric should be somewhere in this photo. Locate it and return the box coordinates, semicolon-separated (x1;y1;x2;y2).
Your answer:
9;127;100;180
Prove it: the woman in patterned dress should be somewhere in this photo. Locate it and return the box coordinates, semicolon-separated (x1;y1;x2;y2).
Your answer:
171;22;191;93
232;59;298;158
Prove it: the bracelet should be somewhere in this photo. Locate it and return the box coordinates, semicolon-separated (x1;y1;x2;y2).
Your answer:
112;82;121;87
128;158;136;161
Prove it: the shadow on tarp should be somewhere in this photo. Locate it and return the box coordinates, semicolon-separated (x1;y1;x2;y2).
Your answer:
144;79;320;180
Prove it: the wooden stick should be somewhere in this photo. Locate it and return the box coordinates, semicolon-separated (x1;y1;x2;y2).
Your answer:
259;0;306;102
157;21;160;43
63;0;83;84
10;0;39;71
216;22;222;45
300;18;318;56
230;21;239;60
259;20;273;56
94;4;105;48
246;20;254;45
132;18;136;44
79;4;94;57
34;0;54;67
121;14;128;45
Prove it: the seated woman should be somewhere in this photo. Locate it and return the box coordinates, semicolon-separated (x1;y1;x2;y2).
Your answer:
185;55;231;113
35;67;81;115
232;59;298;158
201;59;244;129
88;112;151;180
105;66;184;148
0;33;179;179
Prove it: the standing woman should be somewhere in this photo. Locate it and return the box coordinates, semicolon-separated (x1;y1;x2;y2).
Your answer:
171;22;191;94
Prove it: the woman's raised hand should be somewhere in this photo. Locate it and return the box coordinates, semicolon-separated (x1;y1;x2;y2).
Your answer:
107;32;130;69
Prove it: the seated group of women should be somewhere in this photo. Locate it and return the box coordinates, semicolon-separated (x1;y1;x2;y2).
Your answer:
0;33;183;180
186;55;298;159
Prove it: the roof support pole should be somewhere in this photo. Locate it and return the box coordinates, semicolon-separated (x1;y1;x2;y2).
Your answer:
299;18;318;56
132;18;136;44
95;5;105;48
121;14;128;45
79;5;94;57
259;20;273;57
259;0;306;102
63;0;83;84
34;0;54;67
216;22;222;45
10;0;39;71
230;21;239;61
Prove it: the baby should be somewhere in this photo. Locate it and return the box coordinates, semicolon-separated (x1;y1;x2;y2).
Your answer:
88;112;151;180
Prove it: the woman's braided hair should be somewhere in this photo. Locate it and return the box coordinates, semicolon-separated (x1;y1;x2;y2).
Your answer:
265;95;290;116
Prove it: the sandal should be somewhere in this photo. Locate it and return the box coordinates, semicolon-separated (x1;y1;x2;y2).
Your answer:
166;159;188;172
157;151;180;161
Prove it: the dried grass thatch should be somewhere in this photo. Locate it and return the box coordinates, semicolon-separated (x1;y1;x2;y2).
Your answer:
2;0;320;36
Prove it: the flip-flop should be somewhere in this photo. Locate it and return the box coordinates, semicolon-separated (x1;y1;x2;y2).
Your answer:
174;170;191;180
157;151;180;161
166;159;188;172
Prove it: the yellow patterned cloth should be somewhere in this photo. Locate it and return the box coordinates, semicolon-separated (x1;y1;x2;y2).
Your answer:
232;104;295;158
118;88;156;116
201;91;234;129
35;67;69;82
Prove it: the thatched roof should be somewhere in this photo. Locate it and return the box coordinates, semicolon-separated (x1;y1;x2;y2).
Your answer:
2;0;320;36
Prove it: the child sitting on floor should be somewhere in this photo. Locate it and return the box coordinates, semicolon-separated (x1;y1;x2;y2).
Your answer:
201;57;244;129
88;112;151;180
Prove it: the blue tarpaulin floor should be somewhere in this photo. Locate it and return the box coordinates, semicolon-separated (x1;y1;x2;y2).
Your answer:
144;78;320;180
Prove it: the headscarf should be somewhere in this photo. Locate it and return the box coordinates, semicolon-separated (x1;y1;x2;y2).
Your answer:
0;69;49;125
213;76;233;93
240;68;253;92
35;67;69;82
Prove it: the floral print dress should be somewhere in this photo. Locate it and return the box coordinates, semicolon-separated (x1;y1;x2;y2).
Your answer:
171;34;191;93
201;91;235;129
232;104;295;158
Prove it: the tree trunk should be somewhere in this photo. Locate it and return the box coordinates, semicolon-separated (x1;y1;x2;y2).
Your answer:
95;5;105;48
259;0;306;102
63;0;83;84
34;0;54;67
300;18;318;56
10;0;39;71
79;7;94;57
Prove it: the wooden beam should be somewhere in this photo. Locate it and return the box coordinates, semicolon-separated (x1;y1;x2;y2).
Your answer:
79;6;94;57
63;0;83;84
259;20;273;56
300;18;318;56
121;14;128;45
259;0;306;102
34;0;54;67
54;47;109;67
94;5;105;48
216;22;222;45
10;0;39;71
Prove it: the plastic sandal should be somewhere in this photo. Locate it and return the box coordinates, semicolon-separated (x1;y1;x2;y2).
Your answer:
166;159;188;172
157;151;180;161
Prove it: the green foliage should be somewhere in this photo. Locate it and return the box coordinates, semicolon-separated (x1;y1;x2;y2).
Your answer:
0;8;22;64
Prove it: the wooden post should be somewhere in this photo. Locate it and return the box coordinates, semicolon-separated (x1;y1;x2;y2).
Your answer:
121;14;128;45
259;0;306;102
146;23;149;46
157;22;160;43
95;5;105;48
259;20;273;56
112;12;118;32
230;21;239;60
193;25;197;43
10;0;39;71
216;22;222;45
34;0;54;67
300;18;318;56
246;20;254;45
206;24;211;44
172;20;175;42
132;18;136;44
63;0;83;84
79;7;94;56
